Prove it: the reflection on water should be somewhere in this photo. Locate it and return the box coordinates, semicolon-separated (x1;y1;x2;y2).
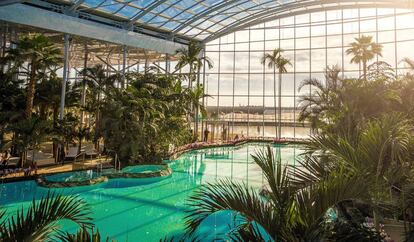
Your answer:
0;142;305;241
46;170;99;182
195;125;311;142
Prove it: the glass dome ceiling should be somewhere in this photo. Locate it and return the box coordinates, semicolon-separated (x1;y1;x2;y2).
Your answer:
4;0;414;44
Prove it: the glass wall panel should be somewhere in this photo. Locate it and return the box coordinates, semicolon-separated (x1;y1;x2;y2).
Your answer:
295;50;310;72
281;74;295;96
249;52;264;73
220;52;234;73
203;7;414;141
220;74;234;95
207;52;220;74
250;29;264;42
311;49;326;72
264;73;275;96
249;74;264;96
206;74;219;95
235;30;249;42
235;52;249;72
234;74;249;95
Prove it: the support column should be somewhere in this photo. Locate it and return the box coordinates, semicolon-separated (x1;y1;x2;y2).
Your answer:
194;49;202;140
165;53;170;74
58;34;70;164
201;50;206;142
59;34;70;120
80;44;88;126
0;24;7;72
122;45;127;89
144;51;149;74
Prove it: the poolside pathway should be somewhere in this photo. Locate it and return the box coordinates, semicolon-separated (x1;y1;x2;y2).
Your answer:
1;157;110;180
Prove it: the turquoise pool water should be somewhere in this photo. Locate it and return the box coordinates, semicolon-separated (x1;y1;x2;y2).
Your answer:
122;165;165;174
0;143;304;241
45;170;100;182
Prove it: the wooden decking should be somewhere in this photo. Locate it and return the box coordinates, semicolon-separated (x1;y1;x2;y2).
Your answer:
1;157;110;181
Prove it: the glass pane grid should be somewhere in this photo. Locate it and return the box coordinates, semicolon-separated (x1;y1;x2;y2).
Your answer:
202;7;414;141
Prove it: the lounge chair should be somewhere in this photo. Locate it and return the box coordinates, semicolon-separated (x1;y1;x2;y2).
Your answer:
0;159;8;167
64;147;85;162
85;146;99;158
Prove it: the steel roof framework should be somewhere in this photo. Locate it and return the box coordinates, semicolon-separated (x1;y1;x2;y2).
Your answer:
0;0;413;49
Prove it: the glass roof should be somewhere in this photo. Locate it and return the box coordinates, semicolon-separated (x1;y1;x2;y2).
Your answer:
26;0;414;43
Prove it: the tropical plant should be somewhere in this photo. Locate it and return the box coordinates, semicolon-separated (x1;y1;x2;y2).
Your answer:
53;112;83;156
58;227;112;242
0;192;92;241
185;112;413;241
8;116;49;167
185;146;373;241
101;73;193;164
298;65;403;137
261;48;291;138
0;70;25;154
4;34;61;119
302;113;413;230
401;57;414;72
175;41;213;138
175;41;213;87
298;65;343;134
81;64;116;151
366;61;396;82
346;35;382;81
36;74;81;159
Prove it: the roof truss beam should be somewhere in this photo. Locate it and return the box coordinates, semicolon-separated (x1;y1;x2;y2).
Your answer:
0;3;186;54
203;0;414;42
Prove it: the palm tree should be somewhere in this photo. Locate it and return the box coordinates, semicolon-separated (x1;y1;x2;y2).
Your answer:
9;117;48;167
82;64;116;151
0;70;25;155
298;65;403;137
186;113;412;240
6;34;61;119
261;48;291;139
401;58;414;81
175;41;213;139
346;35;382;81
185;146;372;241
298;65;343;133
0;192;92;241
36;74;81;159
303;113;412;230
175;41;213;87
401;57;414;71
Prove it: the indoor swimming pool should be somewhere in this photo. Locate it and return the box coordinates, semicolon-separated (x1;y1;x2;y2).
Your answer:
0;142;304;241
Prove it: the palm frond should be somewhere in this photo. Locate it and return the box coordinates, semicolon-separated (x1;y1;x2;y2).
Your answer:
1;192;92;242
185;179;279;239
57;227;112;242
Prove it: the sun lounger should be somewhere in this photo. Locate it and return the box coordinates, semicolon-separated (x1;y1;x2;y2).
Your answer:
85;147;99;158
65;147;85;162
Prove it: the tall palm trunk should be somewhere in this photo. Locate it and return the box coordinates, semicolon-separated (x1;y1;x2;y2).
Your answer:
19;150;26;168
363;60;367;81
52;106;58;161
26;60;36;119
274;68;277;138
189;65;193;89
188;65;196;137
194;66;201;140
78;136;83;154
95;93;101;152
22;60;37;167
278;71;282;139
